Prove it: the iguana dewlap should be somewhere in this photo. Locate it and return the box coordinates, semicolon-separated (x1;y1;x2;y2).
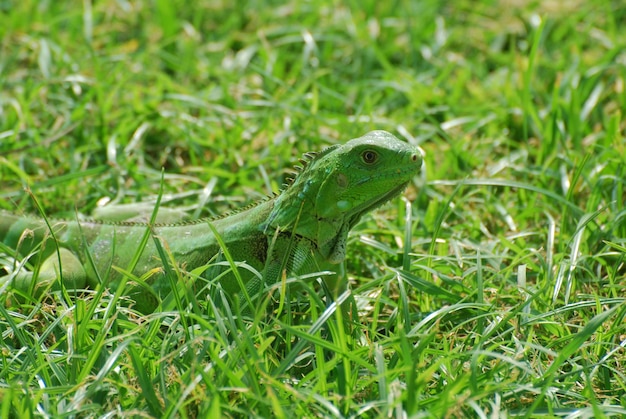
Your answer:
0;131;422;312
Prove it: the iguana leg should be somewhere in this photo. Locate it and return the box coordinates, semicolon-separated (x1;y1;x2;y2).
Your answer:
7;248;88;295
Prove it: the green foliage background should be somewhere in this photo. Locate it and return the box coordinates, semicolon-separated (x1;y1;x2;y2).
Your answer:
1;0;625;417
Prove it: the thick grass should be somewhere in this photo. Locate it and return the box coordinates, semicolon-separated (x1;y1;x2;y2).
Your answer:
1;0;625;417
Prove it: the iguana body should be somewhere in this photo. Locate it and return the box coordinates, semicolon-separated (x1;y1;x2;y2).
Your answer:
0;131;422;313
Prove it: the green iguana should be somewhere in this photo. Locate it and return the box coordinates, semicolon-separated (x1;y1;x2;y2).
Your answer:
0;131;422;314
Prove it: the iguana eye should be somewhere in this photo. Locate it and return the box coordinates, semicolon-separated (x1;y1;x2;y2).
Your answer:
361;149;378;164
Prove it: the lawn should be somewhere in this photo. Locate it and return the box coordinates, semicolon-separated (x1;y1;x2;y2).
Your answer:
1;0;625;417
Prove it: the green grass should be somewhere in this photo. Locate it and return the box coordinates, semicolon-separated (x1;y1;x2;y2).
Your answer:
1;0;625;417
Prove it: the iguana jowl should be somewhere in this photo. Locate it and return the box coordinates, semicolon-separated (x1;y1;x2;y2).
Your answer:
0;131;422;312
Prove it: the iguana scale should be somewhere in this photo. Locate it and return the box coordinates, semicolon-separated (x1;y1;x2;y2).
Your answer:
0;131;422;313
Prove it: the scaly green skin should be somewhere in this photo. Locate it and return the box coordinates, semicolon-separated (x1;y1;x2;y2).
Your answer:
0;131;422;313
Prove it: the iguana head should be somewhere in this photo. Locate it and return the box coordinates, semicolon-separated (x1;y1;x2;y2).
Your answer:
267;130;423;263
